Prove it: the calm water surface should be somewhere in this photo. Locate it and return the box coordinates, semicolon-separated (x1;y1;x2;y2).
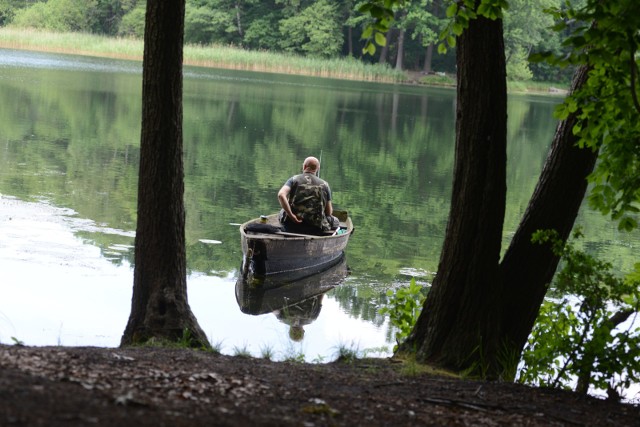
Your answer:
0;49;637;362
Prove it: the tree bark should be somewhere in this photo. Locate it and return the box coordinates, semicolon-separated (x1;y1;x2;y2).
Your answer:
423;43;434;73
423;0;439;73
399;13;507;375
235;3;243;37
379;29;393;64
399;60;597;378
395;27;405;71
121;0;210;348
499;65;596;356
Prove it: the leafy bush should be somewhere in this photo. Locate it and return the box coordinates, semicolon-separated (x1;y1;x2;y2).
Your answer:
117;3;145;38
378;278;427;351
518;229;640;399
506;45;533;81
278;0;343;58
11;0;99;33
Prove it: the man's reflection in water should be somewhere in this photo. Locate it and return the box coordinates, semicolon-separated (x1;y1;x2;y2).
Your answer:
273;294;325;342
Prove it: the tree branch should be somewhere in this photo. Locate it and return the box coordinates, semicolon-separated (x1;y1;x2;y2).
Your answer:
607;308;634;328
552;307;596;390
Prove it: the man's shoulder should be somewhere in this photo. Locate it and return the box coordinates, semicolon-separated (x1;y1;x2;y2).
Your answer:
289;174;329;189
306;173;329;184
284;175;299;186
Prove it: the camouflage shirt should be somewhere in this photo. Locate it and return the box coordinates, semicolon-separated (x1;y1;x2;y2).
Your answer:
284;173;332;230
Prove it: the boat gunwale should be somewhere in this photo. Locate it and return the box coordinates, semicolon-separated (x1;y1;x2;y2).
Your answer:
239;213;353;242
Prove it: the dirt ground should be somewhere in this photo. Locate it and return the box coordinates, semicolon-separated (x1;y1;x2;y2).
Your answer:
1;345;639;426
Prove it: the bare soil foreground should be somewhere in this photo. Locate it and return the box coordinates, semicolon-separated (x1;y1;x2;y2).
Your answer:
1;345;639;426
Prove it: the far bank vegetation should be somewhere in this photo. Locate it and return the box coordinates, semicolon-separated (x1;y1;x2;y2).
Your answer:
0;0;571;91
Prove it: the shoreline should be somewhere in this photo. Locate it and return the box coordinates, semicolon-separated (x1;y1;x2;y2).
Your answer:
0;28;567;95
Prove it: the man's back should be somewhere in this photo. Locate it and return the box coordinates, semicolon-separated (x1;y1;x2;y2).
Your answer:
287;173;330;231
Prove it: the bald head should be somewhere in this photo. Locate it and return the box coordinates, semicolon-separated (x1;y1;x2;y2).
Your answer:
302;156;320;174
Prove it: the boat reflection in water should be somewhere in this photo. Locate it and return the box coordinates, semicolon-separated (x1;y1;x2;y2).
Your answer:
235;255;349;341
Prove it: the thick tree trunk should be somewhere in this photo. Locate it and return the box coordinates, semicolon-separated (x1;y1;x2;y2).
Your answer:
499;65;596;357
121;0;210;348
399;14;507;375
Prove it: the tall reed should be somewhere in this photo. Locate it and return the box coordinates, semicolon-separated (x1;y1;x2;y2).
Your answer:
0;28;407;83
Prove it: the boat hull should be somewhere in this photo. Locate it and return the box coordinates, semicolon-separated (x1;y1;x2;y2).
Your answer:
239;211;353;280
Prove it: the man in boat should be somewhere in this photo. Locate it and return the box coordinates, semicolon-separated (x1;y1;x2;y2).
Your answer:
277;156;339;235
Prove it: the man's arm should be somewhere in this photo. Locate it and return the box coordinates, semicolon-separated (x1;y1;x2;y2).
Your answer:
325;200;333;216
278;185;302;223
324;184;333;216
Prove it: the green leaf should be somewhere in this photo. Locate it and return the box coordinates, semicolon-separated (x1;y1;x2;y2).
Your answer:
477;3;489;17
571;36;587;48
528;52;552;63
374;31;387;46
446;3;458;18
572;122;582;135
618;217;638;232
370;5;386;19
362;42;376;56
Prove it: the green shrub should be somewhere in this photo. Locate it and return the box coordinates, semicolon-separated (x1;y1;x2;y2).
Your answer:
378;278;427;351
518;229;640;399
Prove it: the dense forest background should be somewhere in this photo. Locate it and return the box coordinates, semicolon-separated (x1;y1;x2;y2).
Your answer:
0;0;578;83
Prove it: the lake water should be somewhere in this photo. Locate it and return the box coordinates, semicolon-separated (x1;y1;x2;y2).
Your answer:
0;48;637;363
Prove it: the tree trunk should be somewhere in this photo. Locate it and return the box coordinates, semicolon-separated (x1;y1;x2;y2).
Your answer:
399;61;597;378
399;13;508;375
235;2;243;38
121;0;210;349
395;27;405;71
423;44;434;73
499;65;596;356
423;0;439;73
379;29;393;64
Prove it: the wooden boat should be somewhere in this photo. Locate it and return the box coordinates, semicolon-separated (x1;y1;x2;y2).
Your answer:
238;210;354;280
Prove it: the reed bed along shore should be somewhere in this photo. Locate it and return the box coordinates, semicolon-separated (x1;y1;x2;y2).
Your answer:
0;27;407;83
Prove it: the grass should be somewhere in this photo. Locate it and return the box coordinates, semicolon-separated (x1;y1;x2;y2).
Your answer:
282;352;306;363
332;342;361;363
11;337;25;346
0;27;143;61
0;28;571;92
508;80;569;95
418;73;456;88
232;343;252;358
419;72;569;95
0;27;407;83
211;340;224;354
391;352;459;378
259;344;276;361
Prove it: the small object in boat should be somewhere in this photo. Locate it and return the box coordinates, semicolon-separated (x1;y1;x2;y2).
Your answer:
260;215;268;223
